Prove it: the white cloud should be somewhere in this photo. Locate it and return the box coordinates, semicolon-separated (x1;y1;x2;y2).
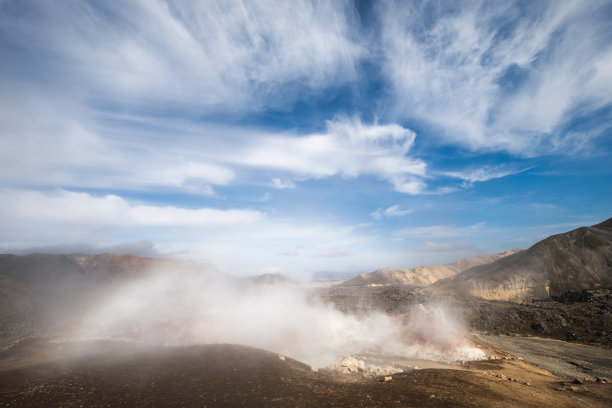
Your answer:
378;0;612;155
149;161;234;187
238;116;427;194
442;166;530;183
0;189;263;228
384;205;414;217
390;177;428;195
0;95;427;195
0;2;375;198
1;1;608;203
0;93;235;193
270;178;296;189
371;205;413;220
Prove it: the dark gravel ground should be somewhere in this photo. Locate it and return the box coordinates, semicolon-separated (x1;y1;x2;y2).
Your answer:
1;340;611;408
476;334;612;381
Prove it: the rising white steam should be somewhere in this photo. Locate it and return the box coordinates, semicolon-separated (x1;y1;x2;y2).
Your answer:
76;267;483;367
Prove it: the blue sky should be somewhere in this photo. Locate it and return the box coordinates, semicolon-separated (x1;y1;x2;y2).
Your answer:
1;0;611;277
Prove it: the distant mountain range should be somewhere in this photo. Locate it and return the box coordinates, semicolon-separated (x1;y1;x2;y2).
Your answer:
341;249;522;287
0;253;216;285
338;218;612;302
1;217;611;341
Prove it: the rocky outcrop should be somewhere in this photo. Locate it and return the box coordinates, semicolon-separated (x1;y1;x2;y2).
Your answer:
342;249;522;287
328;355;401;377
434;218;612;302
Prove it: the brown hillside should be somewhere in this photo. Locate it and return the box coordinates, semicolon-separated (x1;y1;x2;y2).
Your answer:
342;249;522;287
432;218;612;302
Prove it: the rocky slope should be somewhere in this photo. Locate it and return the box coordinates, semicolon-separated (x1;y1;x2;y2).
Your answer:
341;249;522;287
432;219;612;302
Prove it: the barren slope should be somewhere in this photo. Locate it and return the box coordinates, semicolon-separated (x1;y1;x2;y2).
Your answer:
342;249;521;287
1;339;611;408
432;218;612;302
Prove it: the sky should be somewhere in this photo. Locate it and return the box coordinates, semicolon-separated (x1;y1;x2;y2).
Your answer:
0;0;611;277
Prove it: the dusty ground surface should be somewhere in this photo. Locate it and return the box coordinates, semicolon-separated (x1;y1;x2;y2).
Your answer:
475;334;612;381
1;338;611;408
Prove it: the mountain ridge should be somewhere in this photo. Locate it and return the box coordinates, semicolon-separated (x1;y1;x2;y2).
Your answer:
341;249;522;287
430;218;612;302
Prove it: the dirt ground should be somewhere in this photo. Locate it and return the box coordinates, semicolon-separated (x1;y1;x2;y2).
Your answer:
1;338;611;407
475;334;612;380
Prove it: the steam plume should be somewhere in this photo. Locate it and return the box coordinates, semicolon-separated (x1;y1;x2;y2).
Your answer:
75;267;483;367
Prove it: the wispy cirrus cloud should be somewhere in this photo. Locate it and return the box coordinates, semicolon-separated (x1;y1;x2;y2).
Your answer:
378;0;612;155
0;102;428;194
4;0;604;199
0;1;381;196
1;0;363;112
441;165;532;184
0;124;233;195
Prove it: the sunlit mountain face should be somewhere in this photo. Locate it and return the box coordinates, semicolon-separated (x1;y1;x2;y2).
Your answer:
1;0;611;277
